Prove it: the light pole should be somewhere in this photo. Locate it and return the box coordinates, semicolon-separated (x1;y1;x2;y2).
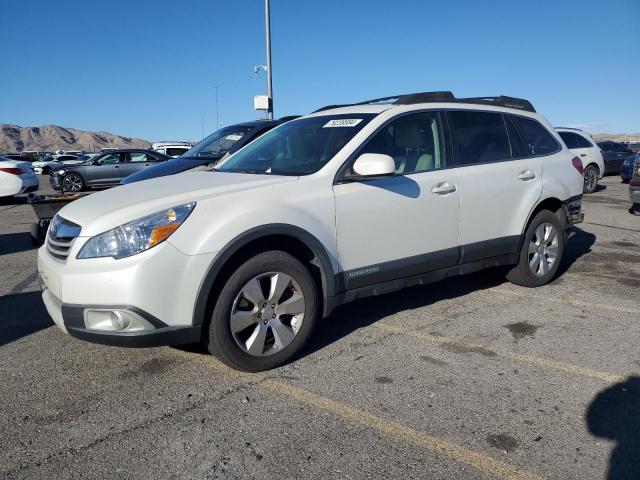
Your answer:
265;0;273;119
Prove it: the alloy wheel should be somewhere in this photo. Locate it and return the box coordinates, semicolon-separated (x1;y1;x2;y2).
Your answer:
528;222;558;276
584;167;597;192
230;272;305;356
63;174;83;192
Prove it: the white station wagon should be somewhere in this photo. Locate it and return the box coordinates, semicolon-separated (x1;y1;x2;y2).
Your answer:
38;91;584;371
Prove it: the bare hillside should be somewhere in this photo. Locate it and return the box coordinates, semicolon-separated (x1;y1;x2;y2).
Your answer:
0;124;151;152
593;133;640;143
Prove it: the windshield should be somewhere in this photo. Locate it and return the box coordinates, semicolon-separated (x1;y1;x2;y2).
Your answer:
216;115;375;175
183;125;255;158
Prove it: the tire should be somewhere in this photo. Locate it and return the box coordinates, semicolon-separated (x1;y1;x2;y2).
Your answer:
206;251;319;371
62;173;85;192
506;210;565;287
583;165;599;194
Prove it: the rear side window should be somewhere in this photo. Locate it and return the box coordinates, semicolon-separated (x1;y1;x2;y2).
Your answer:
504;115;528;158
575;134;593;148
448;111;511;165
559;131;579;149
513;117;560;156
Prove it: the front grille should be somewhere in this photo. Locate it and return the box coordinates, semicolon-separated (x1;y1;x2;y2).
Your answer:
46;216;81;261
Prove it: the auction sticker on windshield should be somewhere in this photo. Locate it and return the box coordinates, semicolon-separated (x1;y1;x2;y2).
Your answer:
323;119;363;128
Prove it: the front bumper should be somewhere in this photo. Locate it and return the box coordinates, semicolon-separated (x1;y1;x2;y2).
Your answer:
37;238;216;348
38;274;202;347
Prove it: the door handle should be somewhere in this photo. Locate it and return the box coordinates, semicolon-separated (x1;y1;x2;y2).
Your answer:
431;182;456;195
517;170;536;181
114;165;119;168
144;163;150;166
580;153;587;157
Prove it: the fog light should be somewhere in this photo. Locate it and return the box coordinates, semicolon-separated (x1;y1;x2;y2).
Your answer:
84;309;155;332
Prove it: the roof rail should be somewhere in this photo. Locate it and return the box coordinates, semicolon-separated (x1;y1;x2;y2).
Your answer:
313;91;535;113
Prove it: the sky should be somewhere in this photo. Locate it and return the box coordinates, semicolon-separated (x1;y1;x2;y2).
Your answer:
1;0;639;141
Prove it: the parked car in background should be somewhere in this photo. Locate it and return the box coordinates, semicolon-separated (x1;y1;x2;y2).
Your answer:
32;155;64;175
38;92;584;371
557;128;604;193
50;149;170;192
626;142;640;153
151;142;193;158
621;151;640;183
65;153;99;166
0;156;38;198
597;140;634;175
122;118;298;184
3;154;36;163
629;156;640;215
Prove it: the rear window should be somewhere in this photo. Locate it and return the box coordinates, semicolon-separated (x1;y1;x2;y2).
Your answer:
512;117;559;156
448;111;511;164
166;148;188;157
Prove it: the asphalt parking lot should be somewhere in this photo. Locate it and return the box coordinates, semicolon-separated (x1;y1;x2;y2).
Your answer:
1;176;639;480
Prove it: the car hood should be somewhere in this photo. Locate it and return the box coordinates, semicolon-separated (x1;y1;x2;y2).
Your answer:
57;171;299;236
121;157;216;185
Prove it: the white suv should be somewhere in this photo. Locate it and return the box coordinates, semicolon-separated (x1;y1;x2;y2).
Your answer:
37;92;584;371
556;128;604;194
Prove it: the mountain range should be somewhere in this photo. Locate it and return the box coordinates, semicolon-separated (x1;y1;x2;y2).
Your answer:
0;124;151;153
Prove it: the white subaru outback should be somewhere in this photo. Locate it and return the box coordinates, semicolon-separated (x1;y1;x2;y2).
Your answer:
37;92;584;371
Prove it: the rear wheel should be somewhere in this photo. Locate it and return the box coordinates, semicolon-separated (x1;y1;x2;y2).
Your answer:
583;165;598;193
62;173;85;192
206;251;319;371
507;210;565;287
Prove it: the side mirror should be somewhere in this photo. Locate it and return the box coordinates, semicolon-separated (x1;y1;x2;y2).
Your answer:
352;153;395;177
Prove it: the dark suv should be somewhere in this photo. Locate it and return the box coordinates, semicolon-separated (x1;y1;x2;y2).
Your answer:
597;140;634;174
121;117;298;185
50;149;170;192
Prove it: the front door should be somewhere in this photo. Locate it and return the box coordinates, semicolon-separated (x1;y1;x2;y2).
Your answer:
333;112;460;290
85;152;123;186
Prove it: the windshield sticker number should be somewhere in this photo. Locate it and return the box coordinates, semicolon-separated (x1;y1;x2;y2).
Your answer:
323;119;363;128
225;134;243;141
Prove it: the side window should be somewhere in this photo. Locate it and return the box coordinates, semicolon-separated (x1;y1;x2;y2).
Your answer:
598;142;611;152
513;117;559;156
575;134;593;148
359;112;445;174
559;132;579;149
166;148;187;157
95;153;120;165
128;152;150;163
612;143;627;153
504;115;528;158
449;111;510;165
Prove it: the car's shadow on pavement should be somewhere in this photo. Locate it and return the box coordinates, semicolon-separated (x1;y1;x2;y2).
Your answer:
586;376;640;479
305;226;596;358
0;232;37;256
0;291;52;347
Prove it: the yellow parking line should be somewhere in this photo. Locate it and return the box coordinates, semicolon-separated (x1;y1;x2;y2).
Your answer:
491;288;639;315
374;323;625;384
177;351;542;480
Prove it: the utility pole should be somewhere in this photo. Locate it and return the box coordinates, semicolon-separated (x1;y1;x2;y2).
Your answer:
265;0;273;119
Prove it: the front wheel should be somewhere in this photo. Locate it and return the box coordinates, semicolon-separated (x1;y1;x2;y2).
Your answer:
583;165;599;193
506;210;565;287
206;251;319;371
62;173;85;192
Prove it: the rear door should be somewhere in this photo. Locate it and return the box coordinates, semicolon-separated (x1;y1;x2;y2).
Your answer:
609;142;630;174
451;110;544;262
84;152;123;186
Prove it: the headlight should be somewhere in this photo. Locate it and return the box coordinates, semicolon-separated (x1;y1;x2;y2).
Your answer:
77;202;196;259
623;160;630;167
